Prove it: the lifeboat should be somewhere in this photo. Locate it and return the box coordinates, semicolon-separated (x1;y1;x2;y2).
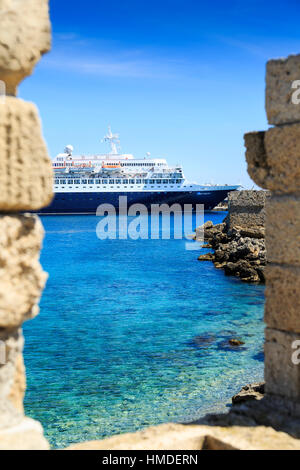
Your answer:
101;162;121;173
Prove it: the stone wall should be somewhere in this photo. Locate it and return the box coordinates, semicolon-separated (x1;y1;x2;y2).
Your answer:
227;190;269;230
0;0;52;449
244;54;300;417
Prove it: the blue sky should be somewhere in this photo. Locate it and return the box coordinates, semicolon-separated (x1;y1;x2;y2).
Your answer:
19;0;300;187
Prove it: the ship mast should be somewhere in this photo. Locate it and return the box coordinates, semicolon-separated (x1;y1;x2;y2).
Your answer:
102;126;120;155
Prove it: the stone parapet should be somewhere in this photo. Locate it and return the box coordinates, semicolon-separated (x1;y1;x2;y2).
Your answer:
227;190;269;230
266;54;300;125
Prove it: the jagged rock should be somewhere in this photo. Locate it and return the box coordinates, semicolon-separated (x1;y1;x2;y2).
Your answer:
229;339;245;347
195;214;266;283
224;260;260;282
214;262;227;269
0;0;51;95
232;382;265;405
204;221;213;229
236;226;265;239
198;252;215;261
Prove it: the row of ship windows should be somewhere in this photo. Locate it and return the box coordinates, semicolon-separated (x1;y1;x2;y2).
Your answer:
120;162;164;167
54;179;183;185
57;192;195;201
54;162;165;167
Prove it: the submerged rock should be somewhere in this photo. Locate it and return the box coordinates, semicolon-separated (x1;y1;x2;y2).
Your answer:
229;339;245;346
188;334;216;349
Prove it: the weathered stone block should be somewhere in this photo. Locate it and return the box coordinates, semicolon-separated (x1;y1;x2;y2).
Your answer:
8;354;26;413
0;417;49;449
266;54;300;125
265;328;300;401
244;132;269;190
0;214;47;328
228;190;268;208
265;264;300;333
266;196;300;266
245;125;300;193
227;190;268;229
0;97;53;211
264;124;300;194
0;328;23;409
0;0;51;95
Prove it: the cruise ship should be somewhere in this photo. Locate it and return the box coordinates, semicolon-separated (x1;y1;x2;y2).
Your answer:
41;127;239;214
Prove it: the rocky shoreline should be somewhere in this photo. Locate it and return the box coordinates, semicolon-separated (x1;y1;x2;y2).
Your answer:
195;190;268;283
196;220;266;283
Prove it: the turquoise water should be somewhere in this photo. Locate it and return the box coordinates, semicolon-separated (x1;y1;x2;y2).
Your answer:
23;212;265;449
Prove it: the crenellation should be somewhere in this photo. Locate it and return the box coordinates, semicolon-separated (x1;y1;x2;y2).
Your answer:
266;54;300;125
227;190;269;230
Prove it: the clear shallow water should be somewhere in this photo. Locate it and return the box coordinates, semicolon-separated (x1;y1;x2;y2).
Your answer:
23;212;265;448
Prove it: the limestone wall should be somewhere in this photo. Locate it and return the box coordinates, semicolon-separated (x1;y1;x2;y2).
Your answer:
227;190;269;230
244;54;300;415
0;0;52;449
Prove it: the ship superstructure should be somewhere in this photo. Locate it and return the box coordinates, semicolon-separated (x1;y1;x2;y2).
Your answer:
41;127;239;214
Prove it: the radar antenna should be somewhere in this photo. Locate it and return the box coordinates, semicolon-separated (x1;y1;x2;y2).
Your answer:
64;145;73;156
102;126;120;155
